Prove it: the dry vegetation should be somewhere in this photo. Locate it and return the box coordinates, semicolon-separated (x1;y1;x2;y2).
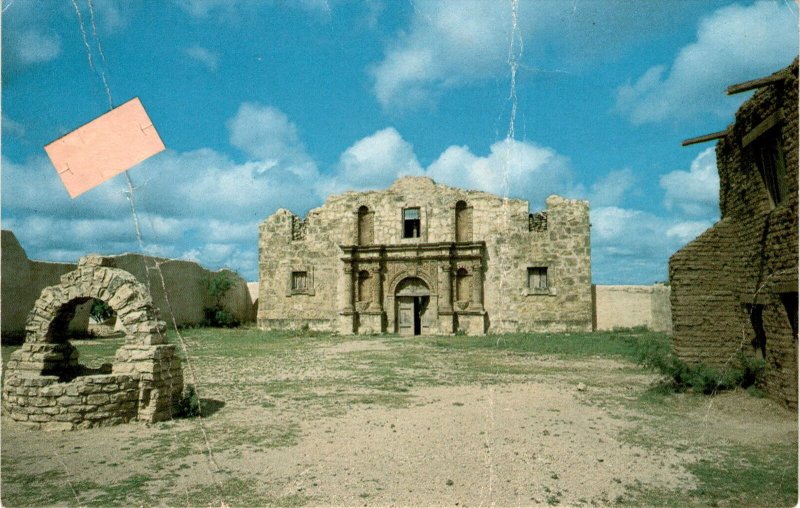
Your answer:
1;328;796;507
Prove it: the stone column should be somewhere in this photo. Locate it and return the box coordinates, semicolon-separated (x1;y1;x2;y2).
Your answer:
438;264;453;312
342;266;354;313
471;263;483;310
371;265;383;311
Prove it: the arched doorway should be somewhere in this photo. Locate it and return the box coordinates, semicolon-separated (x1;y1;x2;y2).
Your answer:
395;277;429;336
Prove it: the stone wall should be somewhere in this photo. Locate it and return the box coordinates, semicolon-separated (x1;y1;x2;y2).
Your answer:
2;257;183;430
592;284;672;332
670;60;798;408
1;230;89;340
258;177;592;334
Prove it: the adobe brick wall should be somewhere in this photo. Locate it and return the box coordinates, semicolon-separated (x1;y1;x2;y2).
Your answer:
258;177;592;334
592;284;672;333
1;230;89;340
1;230;254;337
670;60;798;408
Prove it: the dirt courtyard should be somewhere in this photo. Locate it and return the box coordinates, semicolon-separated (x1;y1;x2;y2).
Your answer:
2;330;797;506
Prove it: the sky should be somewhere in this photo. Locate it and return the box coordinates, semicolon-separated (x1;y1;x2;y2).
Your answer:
2;0;798;283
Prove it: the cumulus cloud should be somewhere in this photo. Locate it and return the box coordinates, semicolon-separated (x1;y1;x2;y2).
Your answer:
588;168;635;207
175;0;337;19
322;128;423;195
370;0;710;110
185;45;219;71
371;0;510;109
2;114;26;139
427;139;576;206
615;1;798;124
590;206;714;283
660;147;719;216
2;103;323;280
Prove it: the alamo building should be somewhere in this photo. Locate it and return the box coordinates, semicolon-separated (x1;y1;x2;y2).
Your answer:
258;176;591;335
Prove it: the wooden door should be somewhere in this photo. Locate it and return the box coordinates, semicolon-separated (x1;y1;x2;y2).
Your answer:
397;296;414;336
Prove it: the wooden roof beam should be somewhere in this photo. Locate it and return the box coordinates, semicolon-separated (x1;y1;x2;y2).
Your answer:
681;130;729;147
726;73;787;95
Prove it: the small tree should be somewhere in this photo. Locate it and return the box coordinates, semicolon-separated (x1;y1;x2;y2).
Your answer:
202;272;239;327
89;299;114;322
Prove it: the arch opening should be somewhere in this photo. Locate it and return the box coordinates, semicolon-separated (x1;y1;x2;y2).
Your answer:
395;277;430;336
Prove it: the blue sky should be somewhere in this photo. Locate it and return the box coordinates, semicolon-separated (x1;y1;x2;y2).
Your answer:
2;0;797;283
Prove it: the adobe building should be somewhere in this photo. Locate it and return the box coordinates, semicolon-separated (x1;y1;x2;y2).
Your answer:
670;60;798;407
258;176;592;335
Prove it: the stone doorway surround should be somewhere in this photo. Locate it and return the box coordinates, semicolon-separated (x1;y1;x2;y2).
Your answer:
395;277;430;336
2;255;183;430
339;242;486;335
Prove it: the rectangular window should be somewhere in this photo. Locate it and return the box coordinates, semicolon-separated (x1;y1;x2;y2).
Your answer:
528;267;548;290
780;292;798;339
291;271;307;291
750;125;787;207
403;207;421;238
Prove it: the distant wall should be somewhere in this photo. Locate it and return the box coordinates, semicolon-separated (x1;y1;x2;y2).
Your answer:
592;284;672;333
1;230;89;339
86;254;254;326
1;230;254;339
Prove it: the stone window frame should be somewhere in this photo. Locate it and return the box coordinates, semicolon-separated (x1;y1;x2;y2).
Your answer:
742;111;788;209
526;262;557;296
286;266;315;296
400;205;426;242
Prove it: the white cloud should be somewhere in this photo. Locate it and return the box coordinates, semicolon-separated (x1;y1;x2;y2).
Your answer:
660;147;719;216
371;0;510;109
588;168;635;207
590;206;714;283
175;0;337;19
227;103;310;166
666;221;714;245
2;102;324;281
615;1;798;124
2;115;26;138
15;30;61;64
185;45;219;71
323;128;423;195
370;0;712;110
426;138;576;206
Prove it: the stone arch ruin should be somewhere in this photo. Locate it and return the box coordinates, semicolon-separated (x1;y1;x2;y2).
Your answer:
2;255;183;430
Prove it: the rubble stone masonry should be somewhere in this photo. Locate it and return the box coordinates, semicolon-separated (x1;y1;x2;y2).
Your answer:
2;256;183;429
258;177;592;335
670;60;798;408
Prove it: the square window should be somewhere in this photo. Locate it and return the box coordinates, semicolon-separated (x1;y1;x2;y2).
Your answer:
403;208;421;238
528;267;548;290
291;271;308;291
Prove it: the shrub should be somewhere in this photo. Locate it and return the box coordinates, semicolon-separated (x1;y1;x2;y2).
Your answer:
90;299;114;322
202;272;240;328
636;341;765;395
176;384;201;418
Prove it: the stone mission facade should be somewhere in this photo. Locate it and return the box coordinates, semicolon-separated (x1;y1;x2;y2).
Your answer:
258;177;591;335
670;60;798;407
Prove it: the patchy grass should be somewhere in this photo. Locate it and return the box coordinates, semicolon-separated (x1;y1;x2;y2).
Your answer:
2;328;796;507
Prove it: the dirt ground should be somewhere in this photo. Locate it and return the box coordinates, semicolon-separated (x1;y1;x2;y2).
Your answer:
2;334;797;506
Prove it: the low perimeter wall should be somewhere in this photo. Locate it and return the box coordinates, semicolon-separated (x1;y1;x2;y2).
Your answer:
1;230;89;340
592;284;672;333
1;230;254;339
